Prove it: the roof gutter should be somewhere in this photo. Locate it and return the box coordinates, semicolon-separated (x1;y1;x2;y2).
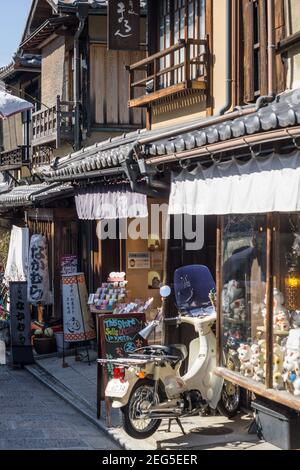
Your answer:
144;126;300;166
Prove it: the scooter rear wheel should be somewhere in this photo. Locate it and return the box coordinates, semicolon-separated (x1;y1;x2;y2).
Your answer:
121;379;162;439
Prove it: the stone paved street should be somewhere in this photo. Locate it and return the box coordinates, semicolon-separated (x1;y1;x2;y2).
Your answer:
0;365;119;450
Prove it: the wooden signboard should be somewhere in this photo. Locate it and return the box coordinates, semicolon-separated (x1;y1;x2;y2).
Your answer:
97;313;147;422
108;0;140;51
9;281;34;366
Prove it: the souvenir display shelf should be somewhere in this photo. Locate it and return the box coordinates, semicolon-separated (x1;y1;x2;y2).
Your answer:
215;213;300;412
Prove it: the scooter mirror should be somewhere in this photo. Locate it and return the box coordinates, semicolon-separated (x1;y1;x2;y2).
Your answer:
160;285;171;298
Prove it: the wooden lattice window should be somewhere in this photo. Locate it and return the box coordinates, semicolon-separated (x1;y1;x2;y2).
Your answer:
157;0;206;87
243;0;268;102
242;0;286;103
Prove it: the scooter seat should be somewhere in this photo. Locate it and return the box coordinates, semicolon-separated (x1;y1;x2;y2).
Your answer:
130;344;187;367
169;344;188;362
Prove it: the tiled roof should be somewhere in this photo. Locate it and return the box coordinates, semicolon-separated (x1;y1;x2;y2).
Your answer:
147;89;300;157
0;55;41;81
38;128;152;179
54;0;147;7
39;89;300;182
0;183;74;209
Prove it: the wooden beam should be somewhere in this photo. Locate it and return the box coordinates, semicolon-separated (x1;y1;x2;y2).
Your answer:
259;0;268;96
242;0;255;102
277;30;300;53
128;80;206;108
215;367;300;412
216;215;223;367
265;213;274;389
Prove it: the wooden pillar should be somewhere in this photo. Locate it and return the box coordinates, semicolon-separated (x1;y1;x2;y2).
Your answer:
216;215;223;367
265;212;274;389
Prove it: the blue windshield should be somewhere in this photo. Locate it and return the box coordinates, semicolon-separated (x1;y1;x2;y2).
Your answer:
174;265;216;314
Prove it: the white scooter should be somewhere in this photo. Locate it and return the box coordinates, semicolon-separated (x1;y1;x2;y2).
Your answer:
99;265;240;439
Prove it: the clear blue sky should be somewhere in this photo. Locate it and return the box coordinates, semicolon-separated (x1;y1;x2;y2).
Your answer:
0;0;32;67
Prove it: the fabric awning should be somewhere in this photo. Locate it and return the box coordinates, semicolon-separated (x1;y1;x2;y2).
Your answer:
0;90;34;118
75;185;148;220
168;151;300;216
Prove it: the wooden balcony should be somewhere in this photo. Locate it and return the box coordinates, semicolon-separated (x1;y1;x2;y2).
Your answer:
32;96;75;147
0;146;27;171
127;38;208;108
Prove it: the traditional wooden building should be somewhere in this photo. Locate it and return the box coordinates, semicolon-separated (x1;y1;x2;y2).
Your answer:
0;0;147;317
2;0;300;417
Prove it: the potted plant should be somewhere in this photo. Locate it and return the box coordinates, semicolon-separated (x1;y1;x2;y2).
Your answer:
33;327;57;355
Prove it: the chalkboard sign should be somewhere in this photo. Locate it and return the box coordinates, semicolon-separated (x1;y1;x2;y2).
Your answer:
97;313;147;421
10;281;34;366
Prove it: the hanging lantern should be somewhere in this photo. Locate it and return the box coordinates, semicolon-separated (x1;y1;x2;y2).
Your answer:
285;265;300;311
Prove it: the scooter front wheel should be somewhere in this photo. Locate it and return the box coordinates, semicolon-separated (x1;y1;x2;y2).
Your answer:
217;380;241;418
121;379;162;439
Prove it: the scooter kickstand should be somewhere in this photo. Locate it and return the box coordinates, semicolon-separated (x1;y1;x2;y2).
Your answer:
167;418;186;435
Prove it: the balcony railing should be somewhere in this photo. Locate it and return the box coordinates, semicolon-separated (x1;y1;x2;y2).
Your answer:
0;146;27;171
32;96;75;147
127;38;208;108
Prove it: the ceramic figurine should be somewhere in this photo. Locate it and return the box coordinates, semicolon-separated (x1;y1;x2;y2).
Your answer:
283;348;300;395
237;343;253;377
258;339;267;379
250;343;264;382
293;376;300;396
262;288;290;332
273;289;290;332
273;343;285;390
290;310;300;329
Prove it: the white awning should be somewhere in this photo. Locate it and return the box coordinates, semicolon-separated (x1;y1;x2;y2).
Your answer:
75;185;148;220
168;151;300;215
0;90;34;118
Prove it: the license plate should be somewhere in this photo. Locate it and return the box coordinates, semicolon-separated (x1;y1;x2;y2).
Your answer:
105;379;129;398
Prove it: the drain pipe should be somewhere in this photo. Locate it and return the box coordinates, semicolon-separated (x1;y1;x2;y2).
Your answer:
74;3;89;151
218;0;232;115
256;0;276;109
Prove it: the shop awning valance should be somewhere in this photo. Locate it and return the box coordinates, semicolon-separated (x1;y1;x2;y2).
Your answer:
168;151;300;216
75;185;148;220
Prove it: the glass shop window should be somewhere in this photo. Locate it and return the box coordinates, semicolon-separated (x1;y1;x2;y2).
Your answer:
221;215;267;380
272;214;300;397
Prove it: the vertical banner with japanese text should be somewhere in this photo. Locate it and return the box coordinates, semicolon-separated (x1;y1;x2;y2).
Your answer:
10;281;34;365
62;273;96;343
108;0;140;50
27;234;52;305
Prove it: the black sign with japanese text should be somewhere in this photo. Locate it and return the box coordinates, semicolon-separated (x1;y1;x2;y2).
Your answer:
108;0;140;50
10;281;34;365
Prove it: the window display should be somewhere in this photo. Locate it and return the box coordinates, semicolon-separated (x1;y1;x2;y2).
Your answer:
221;214;267;380
273;214;300;396
220;213;300;403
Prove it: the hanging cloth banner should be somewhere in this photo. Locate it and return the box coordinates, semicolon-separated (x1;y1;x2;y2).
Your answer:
168;151;300;216
9;281;34;365
75;185;148;220
27;234;52;305
62;273;96;343
4;226;29;285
